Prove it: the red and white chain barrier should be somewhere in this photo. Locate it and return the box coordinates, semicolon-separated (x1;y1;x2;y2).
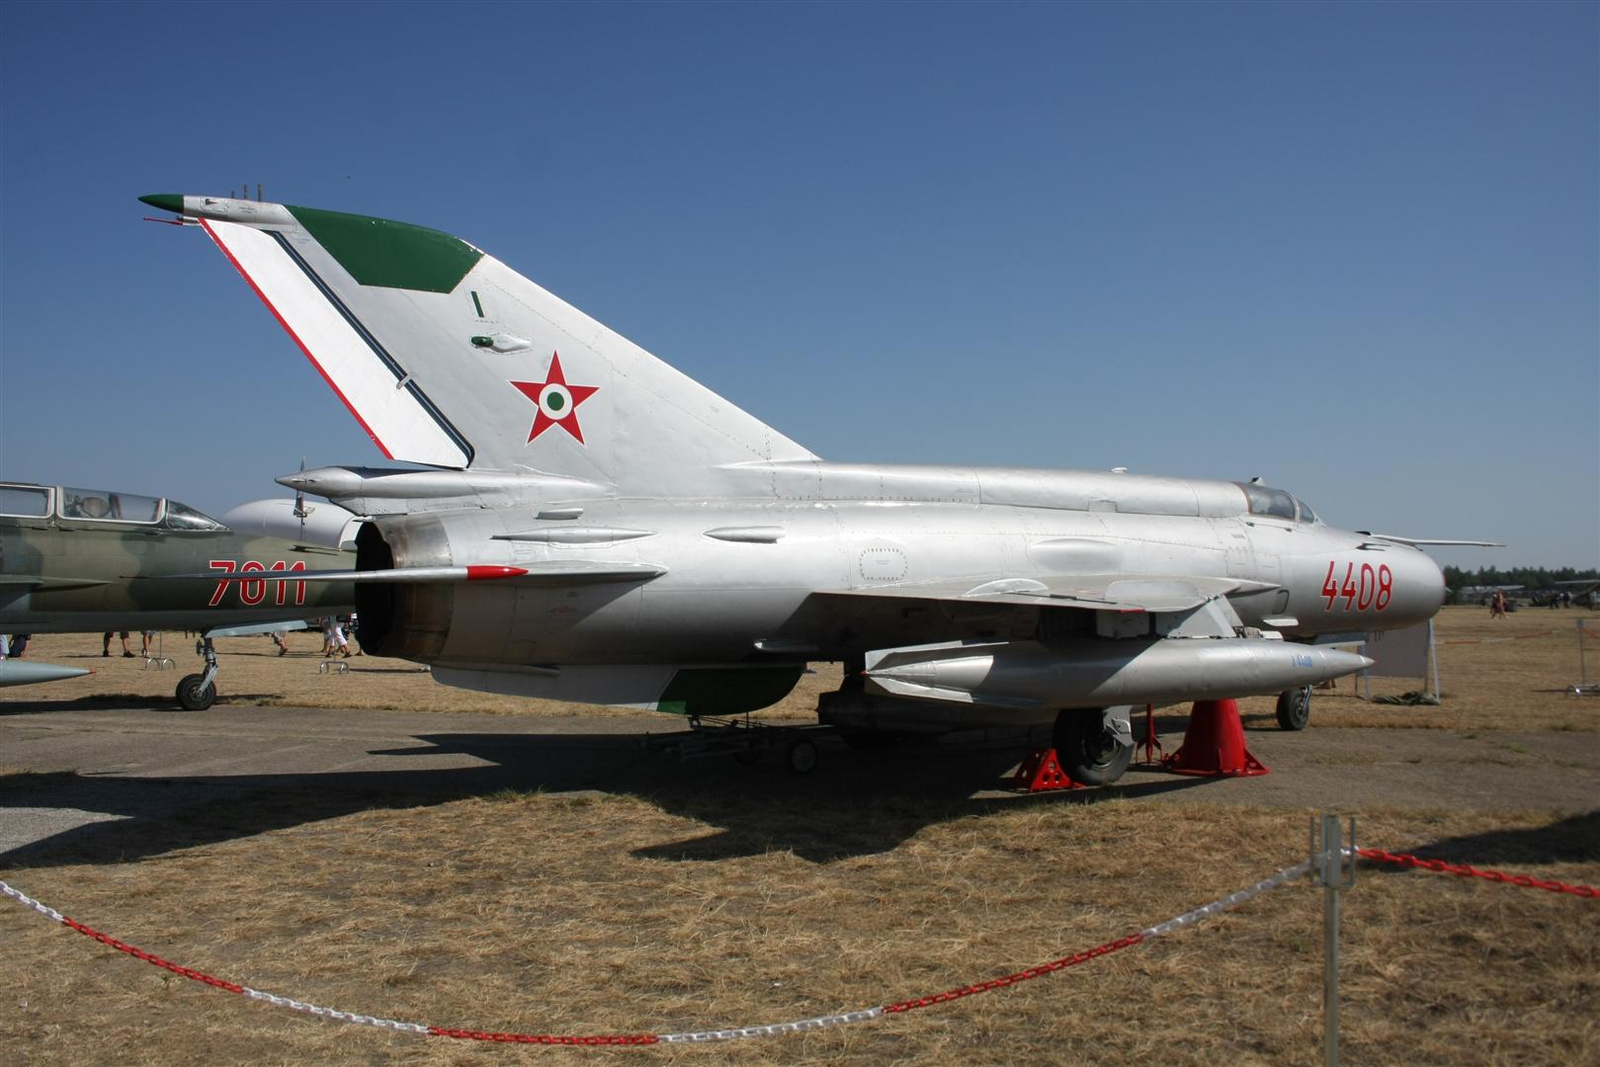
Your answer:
1356;848;1600;898
3;848;1593;1045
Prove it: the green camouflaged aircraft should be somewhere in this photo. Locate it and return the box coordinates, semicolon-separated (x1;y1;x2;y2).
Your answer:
0;482;355;708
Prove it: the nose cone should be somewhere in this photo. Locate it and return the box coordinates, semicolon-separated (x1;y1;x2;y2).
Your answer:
1313;646;1376;679
276;466;364;496
1391;546;1446;625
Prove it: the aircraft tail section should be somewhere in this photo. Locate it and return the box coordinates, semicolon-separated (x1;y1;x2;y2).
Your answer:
141;194;815;494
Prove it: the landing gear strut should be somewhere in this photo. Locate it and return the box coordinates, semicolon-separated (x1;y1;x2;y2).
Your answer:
1051;708;1135;785
175;637;218;711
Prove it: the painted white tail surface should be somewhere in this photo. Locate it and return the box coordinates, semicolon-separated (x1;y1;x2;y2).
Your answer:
175;196;815;494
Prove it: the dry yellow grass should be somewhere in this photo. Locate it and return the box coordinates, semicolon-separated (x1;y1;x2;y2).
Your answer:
1233;606;1598;732
2;606;1597;1064
2;798;1595;1065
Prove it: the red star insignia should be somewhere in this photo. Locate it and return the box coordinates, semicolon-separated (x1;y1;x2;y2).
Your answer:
510;352;599;444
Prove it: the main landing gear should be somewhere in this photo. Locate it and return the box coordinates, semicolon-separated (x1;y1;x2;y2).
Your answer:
1050;707;1136;785
174;637;219;711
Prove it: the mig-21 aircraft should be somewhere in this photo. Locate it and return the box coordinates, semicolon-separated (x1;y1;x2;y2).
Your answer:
0;481;355;708
140;192;1457;782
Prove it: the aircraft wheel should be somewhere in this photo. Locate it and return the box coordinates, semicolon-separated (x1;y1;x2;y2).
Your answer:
787;738;819;775
175;674;216;711
1275;686;1313;731
1052;710;1133;786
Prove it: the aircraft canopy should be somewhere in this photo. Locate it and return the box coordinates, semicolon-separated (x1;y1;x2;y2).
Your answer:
0;482;229;532
1234;482;1319;524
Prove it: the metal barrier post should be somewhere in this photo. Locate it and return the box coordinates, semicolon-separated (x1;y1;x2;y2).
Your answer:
1311;813;1356;1067
1428;618;1440;699
1575;620;1596;696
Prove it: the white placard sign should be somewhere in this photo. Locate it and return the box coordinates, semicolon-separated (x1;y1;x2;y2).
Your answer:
1364;621;1432;678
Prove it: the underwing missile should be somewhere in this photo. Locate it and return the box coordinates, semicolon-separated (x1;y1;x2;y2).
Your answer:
0;661;91;688
862;638;1371;709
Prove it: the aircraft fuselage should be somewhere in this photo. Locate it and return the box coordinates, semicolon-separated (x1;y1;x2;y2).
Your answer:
349;463;1444;685
0;485;355;633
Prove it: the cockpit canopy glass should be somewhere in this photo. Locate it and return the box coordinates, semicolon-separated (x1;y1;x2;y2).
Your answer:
61;487;161;523
50;486;229;531
1235;482;1319;524
163;501;229;532
0;485;51;517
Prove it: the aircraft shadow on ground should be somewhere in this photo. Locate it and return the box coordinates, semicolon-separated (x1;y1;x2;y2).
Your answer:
0;695;293;715
1362;809;1600;872
0;726;1213;869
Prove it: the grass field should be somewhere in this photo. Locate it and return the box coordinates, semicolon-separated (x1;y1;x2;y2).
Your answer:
2;606;1597;1064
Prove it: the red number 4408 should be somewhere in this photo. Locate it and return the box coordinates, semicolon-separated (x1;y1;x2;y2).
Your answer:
1321;561;1392;611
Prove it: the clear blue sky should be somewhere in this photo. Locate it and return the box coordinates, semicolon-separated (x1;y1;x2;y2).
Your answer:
2;1;1595;570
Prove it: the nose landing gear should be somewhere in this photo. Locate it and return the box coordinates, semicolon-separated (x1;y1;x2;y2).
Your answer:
1275;685;1313;731
174;637;219;711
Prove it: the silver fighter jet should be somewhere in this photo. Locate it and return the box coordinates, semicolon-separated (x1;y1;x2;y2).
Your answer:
140;193;1451;783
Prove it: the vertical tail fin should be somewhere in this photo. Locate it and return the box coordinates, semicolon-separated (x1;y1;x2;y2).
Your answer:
140;194;815;495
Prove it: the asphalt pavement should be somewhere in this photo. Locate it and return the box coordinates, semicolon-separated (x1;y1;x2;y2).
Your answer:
2;700;1596;863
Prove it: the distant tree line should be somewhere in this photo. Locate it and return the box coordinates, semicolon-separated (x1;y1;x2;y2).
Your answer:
1443;565;1599;591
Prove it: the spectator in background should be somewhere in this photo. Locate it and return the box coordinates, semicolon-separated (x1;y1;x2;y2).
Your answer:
321;616;351;658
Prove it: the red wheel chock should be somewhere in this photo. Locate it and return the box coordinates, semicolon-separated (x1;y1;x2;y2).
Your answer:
1163;699;1268;777
1013;748;1084;792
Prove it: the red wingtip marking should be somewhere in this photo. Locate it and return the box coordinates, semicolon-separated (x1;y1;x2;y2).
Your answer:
466;565;529;581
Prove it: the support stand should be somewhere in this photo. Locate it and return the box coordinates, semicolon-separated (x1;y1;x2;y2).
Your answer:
1012;749;1082;792
1134;703;1163;767
1163;699;1268;776
142;630;175;671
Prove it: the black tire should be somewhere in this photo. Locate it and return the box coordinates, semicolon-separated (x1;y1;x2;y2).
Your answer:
1051;710;1133;785
175;674;216;711
1275;686;1312;731
734;747;763;767
787;738;819;775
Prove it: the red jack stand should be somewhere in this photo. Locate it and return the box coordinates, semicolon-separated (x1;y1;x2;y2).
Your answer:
1163;699;1268;777
1134;703;1164;768
1013;749;1083;792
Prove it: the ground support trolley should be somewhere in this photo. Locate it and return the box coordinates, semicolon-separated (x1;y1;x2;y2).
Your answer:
643;715;836;774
